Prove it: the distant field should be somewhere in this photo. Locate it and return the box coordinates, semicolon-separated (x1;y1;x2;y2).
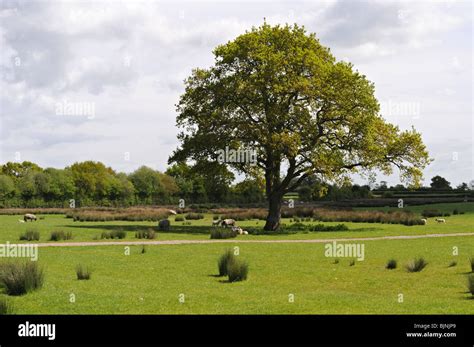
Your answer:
0;202;473;314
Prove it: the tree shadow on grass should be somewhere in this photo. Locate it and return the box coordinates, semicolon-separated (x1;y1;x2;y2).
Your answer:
62;224;211;235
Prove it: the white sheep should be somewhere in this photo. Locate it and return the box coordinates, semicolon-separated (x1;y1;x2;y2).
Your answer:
220;219;236;227
435;218;446;223
420;218;427;225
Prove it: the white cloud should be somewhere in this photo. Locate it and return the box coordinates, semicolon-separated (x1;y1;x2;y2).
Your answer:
0;0;472;186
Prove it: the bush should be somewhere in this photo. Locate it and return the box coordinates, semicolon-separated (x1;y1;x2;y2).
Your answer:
101;230;127;239
218;250;235;276
135;229;156;239
174;216;185;222
468;274;474;296
0;262;44;295
386;259;397;269
333;259;339;264
470;257;474;273
184;213;204;220
0;296;14;314
141;245;146;254
210;229;238;239
227;258;249;282
349;259;355;266
309;224;348;232
406;257;428;272
158;219;170;231
453;209;459;215
19;229;40;241
76;264;91;280
49;230;73;241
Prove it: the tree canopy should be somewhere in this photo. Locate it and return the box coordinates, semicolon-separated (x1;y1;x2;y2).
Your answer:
170;23;431;230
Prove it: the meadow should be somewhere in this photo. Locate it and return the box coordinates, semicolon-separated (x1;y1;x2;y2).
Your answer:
0;202;473;314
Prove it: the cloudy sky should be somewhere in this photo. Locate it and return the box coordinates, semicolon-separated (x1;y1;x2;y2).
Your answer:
0;0;472;187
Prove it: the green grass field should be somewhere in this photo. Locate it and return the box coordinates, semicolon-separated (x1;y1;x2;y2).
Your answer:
1;202;473;314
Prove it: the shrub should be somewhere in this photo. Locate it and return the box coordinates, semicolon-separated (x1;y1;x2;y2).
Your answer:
467;274;474;296
349;259;355;266
310;224;348;232
184;213;204;220
158;219;170;231
135;229;156;239
333;259;339;264
406;257;428;272
76;264;91;280
101;230;127;239
218;250;235;276
0;296;14;314
386;259;397;269
0;262;44;295
227;258;249;282
174;216;185;222
19;229;40;241
470;257;474;273
448;261;457;268
49;230;73;241
210;229;238;239
453;209;459;215
141;245;146;254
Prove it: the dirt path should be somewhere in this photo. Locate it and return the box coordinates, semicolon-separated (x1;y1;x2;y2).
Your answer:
33;232;474;247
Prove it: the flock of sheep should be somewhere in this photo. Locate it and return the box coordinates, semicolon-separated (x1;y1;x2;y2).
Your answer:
420;218;446;224
212;218;249;235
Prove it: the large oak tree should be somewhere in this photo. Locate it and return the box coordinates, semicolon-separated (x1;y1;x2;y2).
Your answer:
169;23;430;231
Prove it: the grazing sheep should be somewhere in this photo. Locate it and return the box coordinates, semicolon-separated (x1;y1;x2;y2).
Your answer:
220;219;236;228
420;219;427;225
435;218;446;223
168;209;177;215
231;226;243;235
24;213;37;222
212;219;221;226
158;219;170;231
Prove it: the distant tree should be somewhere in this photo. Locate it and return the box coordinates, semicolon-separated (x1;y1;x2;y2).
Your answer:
378;181;388;190
129;166;163;204
456;182;468;191
233;178;265;203
0;174;16;202
69;161;116;204
430;175;452;190
1;161;42;179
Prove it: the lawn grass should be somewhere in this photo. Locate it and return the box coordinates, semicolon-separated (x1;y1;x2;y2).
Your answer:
0;202;473;245
1;236;473;314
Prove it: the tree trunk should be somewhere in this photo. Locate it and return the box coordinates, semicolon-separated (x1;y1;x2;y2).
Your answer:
264;193;283;231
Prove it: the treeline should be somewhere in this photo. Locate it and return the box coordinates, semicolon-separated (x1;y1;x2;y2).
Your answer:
0;161;266;208
0;161;471;207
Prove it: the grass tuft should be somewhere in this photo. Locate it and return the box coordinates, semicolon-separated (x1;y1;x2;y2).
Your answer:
227;258;249;282
76;264;91;280
49;230;73;241
406;257;428;273
386;259;397;270
467;274;474;297
0;262;44;295
0;296;14;314
217;249;235;277
19;229;40;241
